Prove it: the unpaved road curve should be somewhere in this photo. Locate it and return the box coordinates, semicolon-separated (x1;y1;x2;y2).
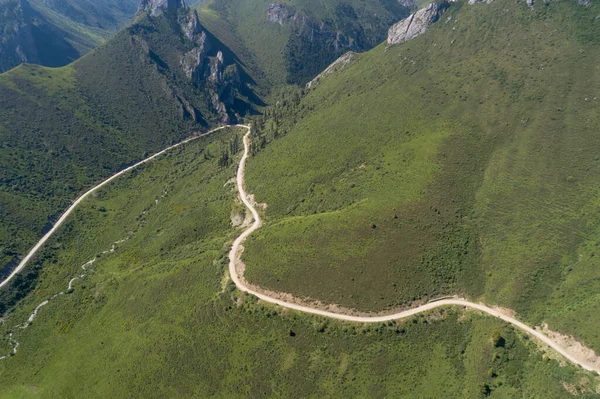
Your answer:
2;124;598;373
0;126;228;290
230;125;600;374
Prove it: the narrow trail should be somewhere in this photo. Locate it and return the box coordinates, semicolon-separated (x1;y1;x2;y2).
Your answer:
1;124;598;373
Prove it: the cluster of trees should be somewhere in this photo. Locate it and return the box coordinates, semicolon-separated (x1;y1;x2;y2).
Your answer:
217;134;242;168
249;88;305;156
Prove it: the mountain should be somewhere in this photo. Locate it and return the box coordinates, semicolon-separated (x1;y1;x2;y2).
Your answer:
0;126;592;398
194;0;413;87
0;0;138;73
243;0;600;352
0;0;599;396
32;0;138;30
0;3;261;289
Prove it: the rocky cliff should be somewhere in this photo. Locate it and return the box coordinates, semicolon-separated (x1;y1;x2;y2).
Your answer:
177;10;242;123
266;3;355;52
138;0;185;16
387;2;450;45
306;51;357;89
266;2;409;84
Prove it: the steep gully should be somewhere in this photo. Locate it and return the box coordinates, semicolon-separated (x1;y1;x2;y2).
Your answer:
1;125;598;373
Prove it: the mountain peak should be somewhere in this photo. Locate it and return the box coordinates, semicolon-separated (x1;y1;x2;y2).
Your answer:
138;0;185;16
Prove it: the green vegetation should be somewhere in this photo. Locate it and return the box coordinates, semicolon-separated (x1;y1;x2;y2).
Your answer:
0;0;138;73
0;127;594;398
196;0;410;87
243;0;600;353
0;8;261;286
1;0;600;395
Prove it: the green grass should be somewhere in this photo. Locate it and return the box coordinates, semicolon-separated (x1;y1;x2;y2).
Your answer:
0;127;594;398
242;0;600;351
0;9;261;291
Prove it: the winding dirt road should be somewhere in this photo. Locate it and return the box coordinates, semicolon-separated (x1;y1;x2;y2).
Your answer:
2;124;598;373
229;125;600;373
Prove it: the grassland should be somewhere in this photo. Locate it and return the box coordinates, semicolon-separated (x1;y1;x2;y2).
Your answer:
0;9;261;287
0;127;595;398
242;0;600;353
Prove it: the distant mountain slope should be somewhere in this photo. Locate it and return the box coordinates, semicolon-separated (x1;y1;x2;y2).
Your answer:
244;0;600;349
195;0;412;87
0;0;138;72
32;0;138;30
0;4;261;284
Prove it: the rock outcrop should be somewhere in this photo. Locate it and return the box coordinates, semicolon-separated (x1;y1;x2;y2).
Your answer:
387;2;450;45
306;51;356;89
181;8;202;39
181;34;209;77
267;4;293;25
267;3;314;26
177;10;241;123
138;0;185;16
130;5;245;124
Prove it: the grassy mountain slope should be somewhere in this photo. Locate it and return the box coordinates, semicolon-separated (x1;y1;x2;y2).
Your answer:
29;0;138;31
195;0;412;87
0;127;594;398
243;0;600;349
0;0;138;73
0;8;260;288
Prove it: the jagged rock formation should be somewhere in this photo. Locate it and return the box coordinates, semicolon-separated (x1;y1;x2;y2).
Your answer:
397;0;417;8
265;2;391;84
267;4;296;25
177;10;241;123
138;0;185;16
266;4;356;52
306;51;357;89
128;5;247;123
387;2;450;45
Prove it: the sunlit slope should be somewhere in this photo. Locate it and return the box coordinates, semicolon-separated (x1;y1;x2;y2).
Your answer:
244;0;600;348
0;128;591;398
0;9;260;289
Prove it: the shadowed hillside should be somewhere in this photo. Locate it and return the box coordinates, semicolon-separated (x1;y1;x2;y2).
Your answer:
0;0;139;72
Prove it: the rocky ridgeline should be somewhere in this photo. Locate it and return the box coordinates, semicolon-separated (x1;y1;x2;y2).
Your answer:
306;51;357;89
387;2;450;45
178;10;241;124
266;3;356;52
138;0;185;16
135;0;241;123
